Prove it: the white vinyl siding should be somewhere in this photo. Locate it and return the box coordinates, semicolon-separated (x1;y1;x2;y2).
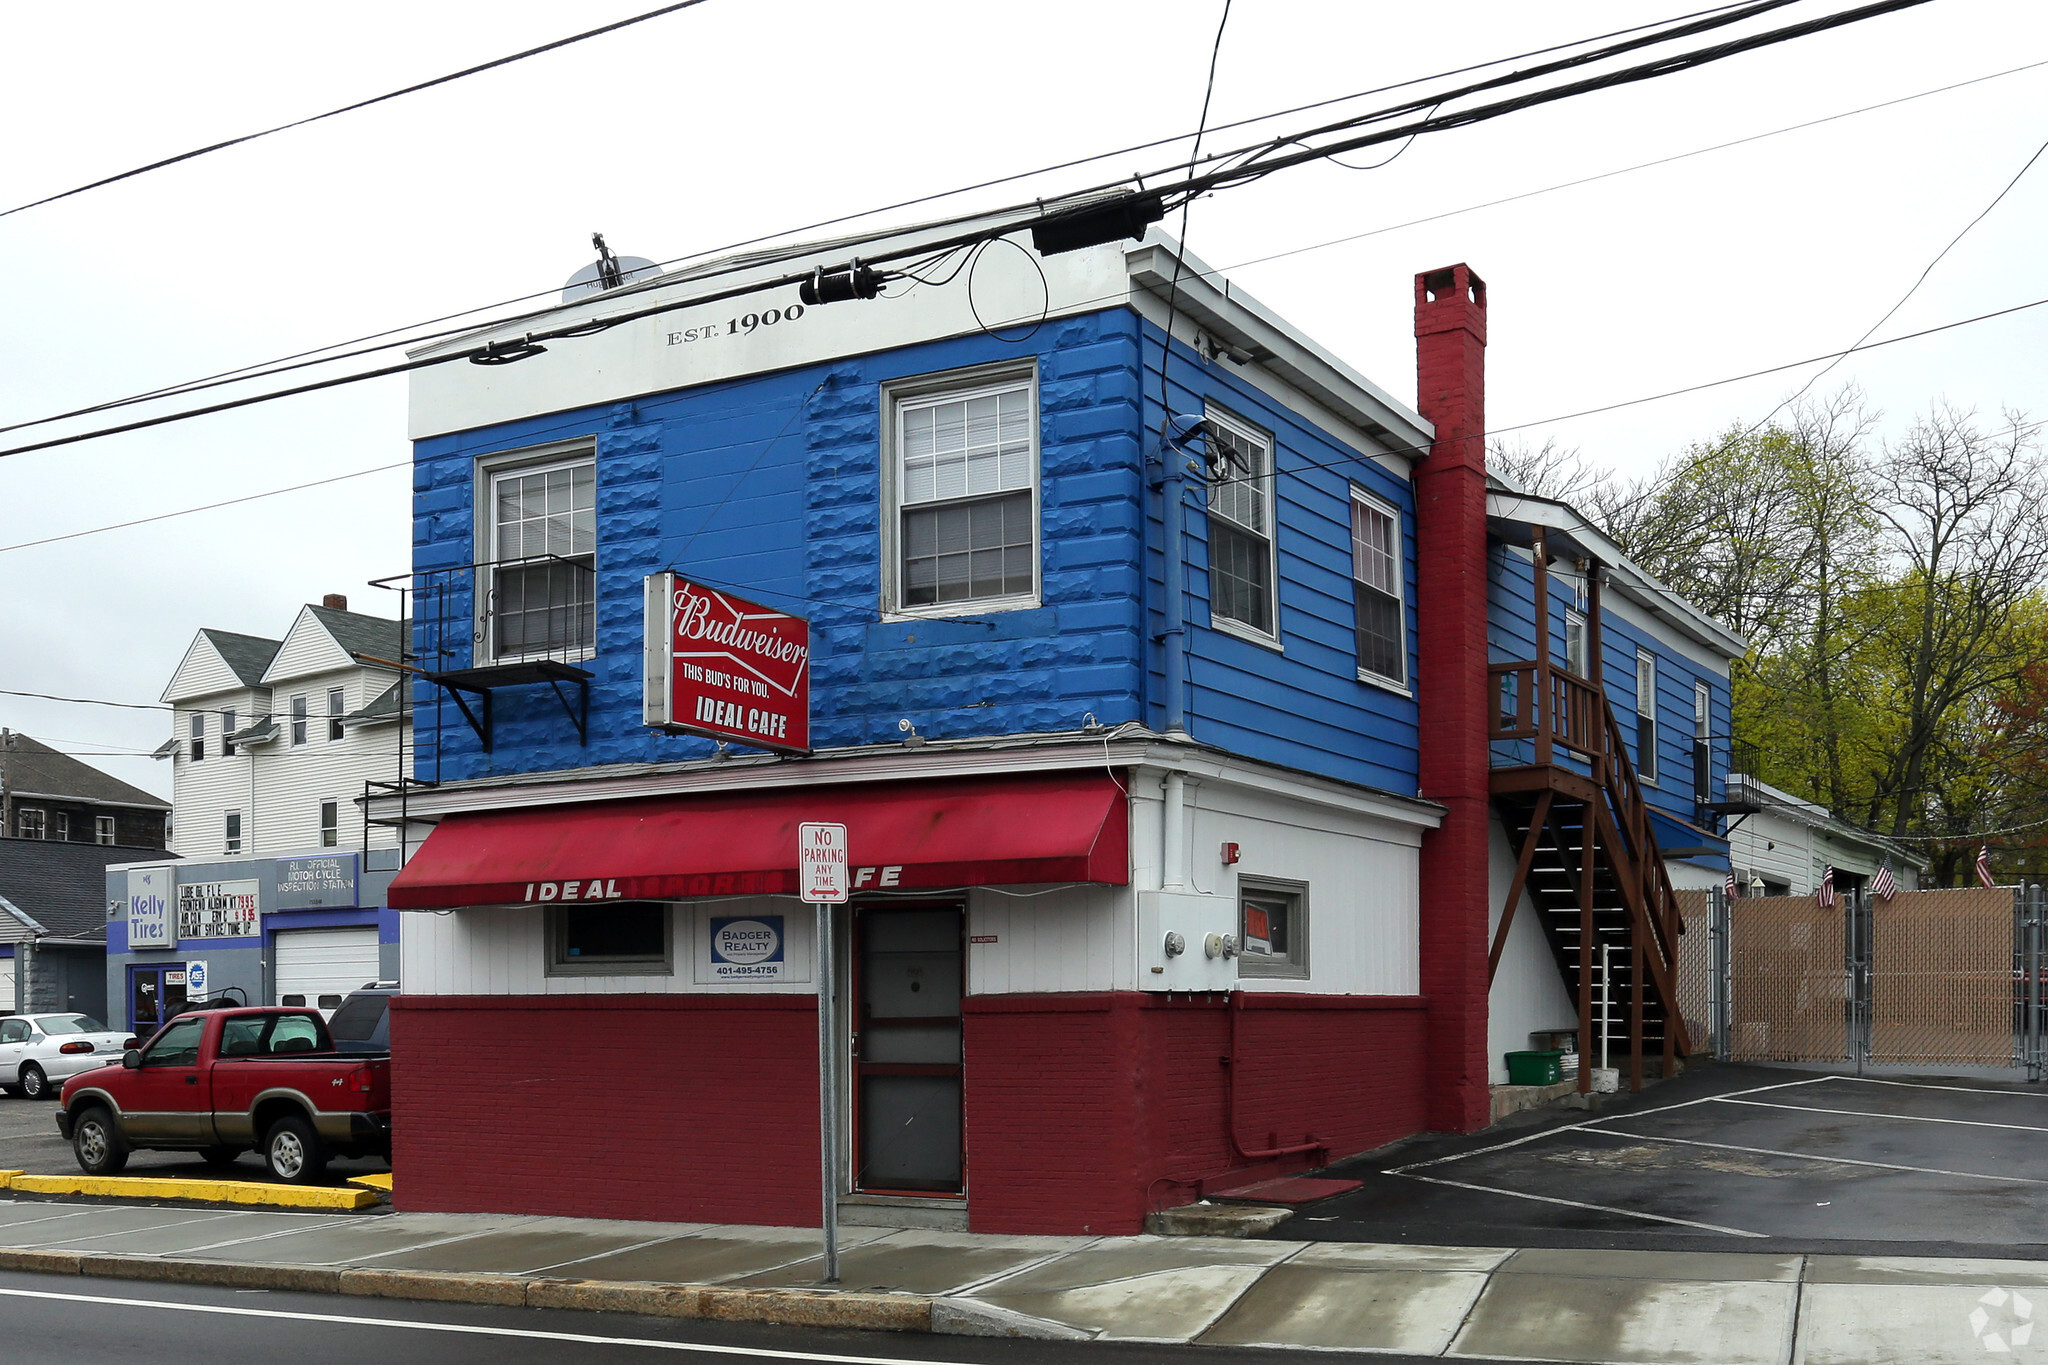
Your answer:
1205;408;1277;642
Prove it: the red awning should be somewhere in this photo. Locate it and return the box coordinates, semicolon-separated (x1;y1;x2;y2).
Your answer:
387;771;1129;909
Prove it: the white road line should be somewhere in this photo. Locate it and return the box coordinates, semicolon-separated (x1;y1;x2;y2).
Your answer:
1397;1174;1768;1238
1833;1076;2048;1100
1577;1126;2048;1184
1387;1074;1837;1174
0;1208;99;1235
1716;1098;2048;1134
0;1283;992;1361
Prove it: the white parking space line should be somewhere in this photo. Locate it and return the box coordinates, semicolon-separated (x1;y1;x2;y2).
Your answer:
524;1235;687;1275
1387;1075;1837;1175
0;1283;1002;1361
171;1215;374;1255
1716;1098;2048;1133
1578;1126;2048;1184
1399;1174;1768;1238
0;1208;100;1235
1832;1076;2048;1100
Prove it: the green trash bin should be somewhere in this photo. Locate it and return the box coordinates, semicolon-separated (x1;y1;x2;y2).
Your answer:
1505;1049;1564;1086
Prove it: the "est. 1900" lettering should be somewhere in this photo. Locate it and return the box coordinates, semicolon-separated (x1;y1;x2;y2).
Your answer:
666;303;806;348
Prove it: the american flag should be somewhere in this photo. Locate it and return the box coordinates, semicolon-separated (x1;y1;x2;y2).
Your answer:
1978;845;1997;890
1871;861;1897;902
1725;868;1739;901
1816;865;1836;908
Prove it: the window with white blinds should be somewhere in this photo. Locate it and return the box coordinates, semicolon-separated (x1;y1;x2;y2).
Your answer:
1351;490;1405;684
1205;409;1276;639
893;379;1037;610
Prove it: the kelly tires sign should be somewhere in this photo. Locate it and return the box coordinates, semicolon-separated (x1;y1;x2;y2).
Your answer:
643;572;811;753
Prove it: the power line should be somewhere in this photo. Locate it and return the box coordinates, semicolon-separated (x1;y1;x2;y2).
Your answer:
0;0;1935;467
1745;125;2048;434
0;1;1832;447
0;0;716;221
13;56;2045;559
0;689;170;712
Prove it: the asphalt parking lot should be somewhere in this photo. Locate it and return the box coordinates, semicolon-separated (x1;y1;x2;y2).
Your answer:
1301;1062;2048;1259
0;1091;387;1187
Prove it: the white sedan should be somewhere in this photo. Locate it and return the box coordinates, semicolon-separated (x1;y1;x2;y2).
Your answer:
0;1014;135;1100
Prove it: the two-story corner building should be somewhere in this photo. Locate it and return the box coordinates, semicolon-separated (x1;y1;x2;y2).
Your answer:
104;598;410;1033
372;214;1740;1235
0;731;168;849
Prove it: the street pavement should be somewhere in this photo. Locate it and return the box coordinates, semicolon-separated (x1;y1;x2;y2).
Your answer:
0;1087;388;1184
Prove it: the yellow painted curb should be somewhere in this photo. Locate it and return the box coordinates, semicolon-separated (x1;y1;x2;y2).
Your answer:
0;1170;24;1187
6;1174;378;1210
347;1173;393;1191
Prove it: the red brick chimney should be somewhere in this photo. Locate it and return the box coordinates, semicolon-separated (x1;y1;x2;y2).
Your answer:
323;594;348;611
1412;264;1492;1133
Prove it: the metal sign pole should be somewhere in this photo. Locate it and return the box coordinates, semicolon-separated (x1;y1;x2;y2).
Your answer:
815;899;839;1282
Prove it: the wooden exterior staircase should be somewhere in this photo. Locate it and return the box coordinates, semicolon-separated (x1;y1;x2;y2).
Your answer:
1484;529;1691;1092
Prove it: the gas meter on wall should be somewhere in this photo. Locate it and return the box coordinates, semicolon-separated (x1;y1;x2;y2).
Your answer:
1137;891;1239;990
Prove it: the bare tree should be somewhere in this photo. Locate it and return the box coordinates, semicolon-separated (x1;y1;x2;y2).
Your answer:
1487;437;1610;504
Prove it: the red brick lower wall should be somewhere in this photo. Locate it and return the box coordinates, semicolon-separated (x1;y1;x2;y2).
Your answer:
393;990;1426;1235
390;994;819;1226
965;992;1427;1235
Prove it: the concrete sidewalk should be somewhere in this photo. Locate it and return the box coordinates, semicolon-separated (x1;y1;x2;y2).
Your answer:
0;1197;2038;1363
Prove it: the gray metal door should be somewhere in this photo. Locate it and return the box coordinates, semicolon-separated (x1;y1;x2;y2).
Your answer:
852;905;963;1195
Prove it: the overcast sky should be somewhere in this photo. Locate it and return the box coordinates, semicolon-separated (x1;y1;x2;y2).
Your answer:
3;0;2044;800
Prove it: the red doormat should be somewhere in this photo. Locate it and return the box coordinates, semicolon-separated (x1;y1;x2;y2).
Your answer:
1207;1175;1362;1205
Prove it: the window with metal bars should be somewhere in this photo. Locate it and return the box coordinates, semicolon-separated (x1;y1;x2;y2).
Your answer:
1350;490;1405;684
1205;410;1275;640
893;378;1037;610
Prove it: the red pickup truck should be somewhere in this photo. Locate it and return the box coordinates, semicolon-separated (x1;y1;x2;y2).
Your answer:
56;1006;390;1184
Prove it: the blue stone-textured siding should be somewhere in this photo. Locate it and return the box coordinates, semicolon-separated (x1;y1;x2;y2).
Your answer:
411;310;1149;782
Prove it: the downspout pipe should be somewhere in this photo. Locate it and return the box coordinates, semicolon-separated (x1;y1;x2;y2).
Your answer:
1224;991;1327;1163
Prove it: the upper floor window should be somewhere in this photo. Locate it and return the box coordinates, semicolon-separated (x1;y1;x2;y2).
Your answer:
15;808;43;839
490;457;596;659
95;816;115;845
53;812;69;842
1350;489;1405;686
1694;680;1713;805
220;708;236;757
188;711;205;762
290;694;309;746
888;374;1038;613
319;801;339;848
1564;609;1587;679
225;810;242;854
1206;408;1277;642
1635;651;1658;785
327;688;346;742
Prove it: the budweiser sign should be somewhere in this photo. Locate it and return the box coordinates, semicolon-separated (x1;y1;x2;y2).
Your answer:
642;572;811;753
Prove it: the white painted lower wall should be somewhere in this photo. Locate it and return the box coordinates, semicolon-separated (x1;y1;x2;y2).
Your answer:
1487;814;1578;1085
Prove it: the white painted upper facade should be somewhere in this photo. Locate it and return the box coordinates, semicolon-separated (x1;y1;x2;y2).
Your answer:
161;604;407;859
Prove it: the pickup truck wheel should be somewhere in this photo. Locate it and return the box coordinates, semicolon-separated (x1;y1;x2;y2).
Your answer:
199;1146;243;1168
263;1116;327;1184
19;1064;50;1101
72;1107;128;1175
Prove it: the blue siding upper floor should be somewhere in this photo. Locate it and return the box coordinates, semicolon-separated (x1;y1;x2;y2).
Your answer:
411;311;1151;782
408;307;1433;801
1141;325;1421;796
1484;540;1730;831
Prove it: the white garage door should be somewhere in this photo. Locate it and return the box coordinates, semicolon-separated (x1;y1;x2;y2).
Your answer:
0;958;14;1013
275;927;381;1016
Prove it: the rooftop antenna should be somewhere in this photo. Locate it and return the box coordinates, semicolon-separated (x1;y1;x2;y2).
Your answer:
593;232;623;291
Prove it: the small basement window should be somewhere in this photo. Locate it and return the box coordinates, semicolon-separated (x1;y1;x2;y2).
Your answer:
547;903;672;976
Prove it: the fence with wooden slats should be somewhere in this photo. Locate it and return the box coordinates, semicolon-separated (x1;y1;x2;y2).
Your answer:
1868;887;2015;1066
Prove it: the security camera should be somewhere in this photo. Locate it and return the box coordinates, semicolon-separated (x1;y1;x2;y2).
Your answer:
896;718;914;733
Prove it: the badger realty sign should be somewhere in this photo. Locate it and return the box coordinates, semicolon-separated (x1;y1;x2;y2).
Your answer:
643;572;811;753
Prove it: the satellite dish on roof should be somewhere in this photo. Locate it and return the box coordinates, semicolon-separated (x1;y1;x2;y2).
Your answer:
561;232;661;303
